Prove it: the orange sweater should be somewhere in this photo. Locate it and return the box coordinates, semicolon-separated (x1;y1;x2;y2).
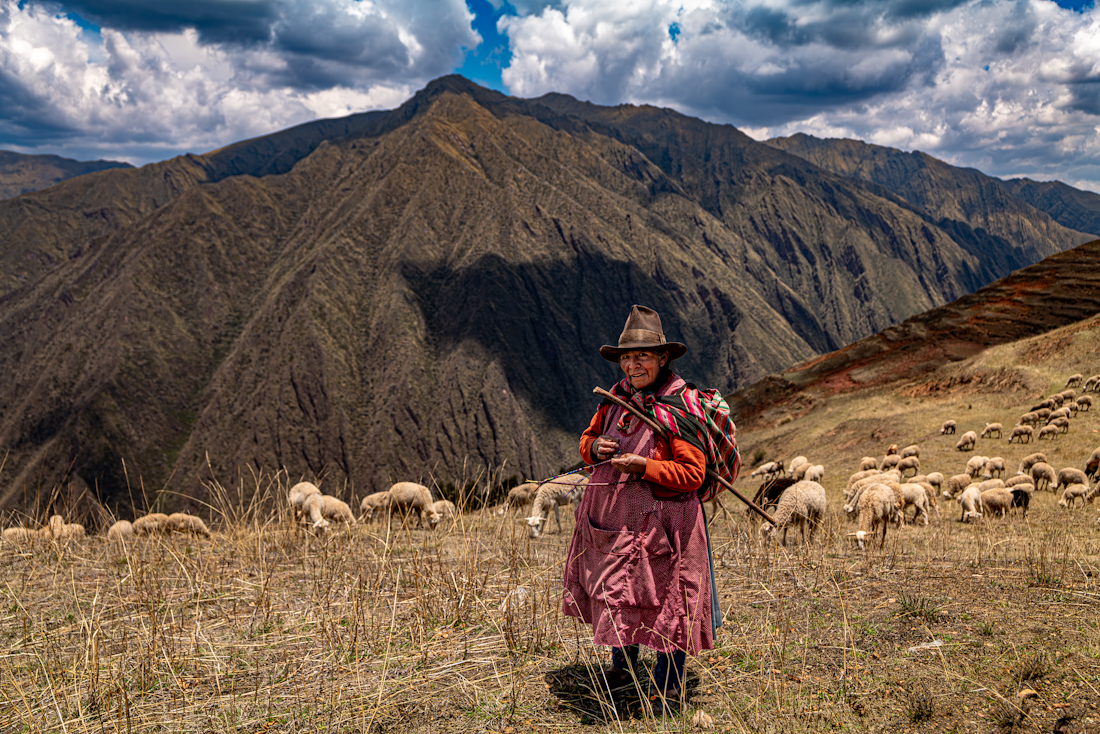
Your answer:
580;403;706;497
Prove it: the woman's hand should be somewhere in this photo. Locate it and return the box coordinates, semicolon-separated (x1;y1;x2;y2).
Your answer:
610;453;647;474
592;435;620;461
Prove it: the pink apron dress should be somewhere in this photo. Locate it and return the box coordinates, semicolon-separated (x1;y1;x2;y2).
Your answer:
562;376;714;655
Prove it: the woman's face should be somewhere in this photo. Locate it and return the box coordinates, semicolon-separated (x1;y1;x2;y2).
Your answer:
619;350;668;390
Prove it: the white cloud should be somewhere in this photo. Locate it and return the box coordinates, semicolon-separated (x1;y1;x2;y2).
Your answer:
0;0;476;163
501;0;1100;192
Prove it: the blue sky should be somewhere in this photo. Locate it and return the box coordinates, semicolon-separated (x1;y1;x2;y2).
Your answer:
2;0;1100;192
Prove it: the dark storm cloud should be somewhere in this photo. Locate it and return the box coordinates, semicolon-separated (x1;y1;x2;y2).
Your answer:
49;0;279;44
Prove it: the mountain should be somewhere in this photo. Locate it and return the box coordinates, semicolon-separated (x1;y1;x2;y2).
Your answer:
0;75;1094;516
997;177;1100;238
764;133;1097;272
727;236;1100;430
0;151;133;200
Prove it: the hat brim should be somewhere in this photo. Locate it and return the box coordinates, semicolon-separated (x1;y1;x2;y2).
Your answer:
599;342;687;362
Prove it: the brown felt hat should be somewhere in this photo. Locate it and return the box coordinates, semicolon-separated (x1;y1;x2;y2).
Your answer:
599;305;687;362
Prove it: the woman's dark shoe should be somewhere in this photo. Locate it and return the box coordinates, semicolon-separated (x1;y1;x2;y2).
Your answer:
601;664;636;690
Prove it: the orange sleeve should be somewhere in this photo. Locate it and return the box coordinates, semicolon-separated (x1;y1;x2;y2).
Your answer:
579;403;611;464
643;437;706;493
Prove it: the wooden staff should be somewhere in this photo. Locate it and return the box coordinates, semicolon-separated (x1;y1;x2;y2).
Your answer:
593;387;778;526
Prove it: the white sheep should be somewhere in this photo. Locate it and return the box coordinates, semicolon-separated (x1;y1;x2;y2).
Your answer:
859;456;878;471
1061;388;1077;401
432;499;457;520
302;494;357;529
940;420;957;435
526;475;588;538
132;513;169;536
987;457;1005;478
1077;395;1092;411
1084;374;1100;392
803;464;825;483
958;484;984;523
790;462;812;481
499;482;538;514
1037;425;1059;441
1087;447;1100;480
896;456;920;478
981;488;1013;517
1058;484;1089;508
2;527;36;544
850;483;899;549
980;423;1003;439
1008;424;1034;443
899;483;931;526
899;445;920;459
1019;453;1047;474
759;480;826;545
1030;462;1056;491
941;473;974;500
165;513;211;537
846;469;882;498
387;482;441;528
965;455;989;479
1056;467;1089;492
1005;473;1033;488
1066;374;1084;388
787;456;809;477
359;491;392;521
880;454;901;471
107;520;134;541
924;472;944;492
750;461;783;480
1018;411;1040;427
1048;416;1071;433
288;482;322;521
40;515;85;540
956;431;977;451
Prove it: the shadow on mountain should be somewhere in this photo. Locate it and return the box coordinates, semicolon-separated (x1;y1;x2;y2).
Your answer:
401;251;744;434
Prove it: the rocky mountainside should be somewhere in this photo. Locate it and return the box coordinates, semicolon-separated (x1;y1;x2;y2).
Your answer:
998;177;1100;238
0;76;1094;516
764;133;1096;272
0;151;132;200
728;236;1100;429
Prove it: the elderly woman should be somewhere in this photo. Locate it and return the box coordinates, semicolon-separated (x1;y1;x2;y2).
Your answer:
562;305;726;711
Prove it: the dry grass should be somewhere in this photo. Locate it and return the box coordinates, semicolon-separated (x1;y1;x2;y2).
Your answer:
4;322;1100;732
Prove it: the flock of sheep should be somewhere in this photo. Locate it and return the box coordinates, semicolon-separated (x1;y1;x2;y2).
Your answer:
1;511;211;544
752;373;1100;549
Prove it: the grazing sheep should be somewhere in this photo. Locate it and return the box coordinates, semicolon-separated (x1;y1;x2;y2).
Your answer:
1019;453;1048;474
981;488;1013;518
39;515;85;540
897;456;920;478
787;457;809;477
288;482;323;521
965;455;990;479
924;472;945;492
165;513;211;537
107;520;134;541
2;527;36;544
1066;374;1084;388
958;485;984;523
1058;484;1089;508
431;499;457;520
900;445;920;459
900;483;931;526
1019;411;1040;427
759;480;827;545
956;431;977;451
1086;447;1100;480
941;420;957;435
1056;467;1089;492
1005;473;1033;488
1049;394;1065;407
976;478;1006;493
803;464;825;483
980;423;1003;439
300;495;356;529
750;461;783;480
1008;424;1034;444
918;481;940;517
132;513;169;536
880;454;901;471
845;476;903;523
526;475;588;538
1086;484;1100;504
1077;395;1092;411
1049;416;1071;434
859;456;879;471
790;462;812;481
1037;425;1059;441
941;473;975;500
1030;462;1056;491
1036;407;1053;421
1066;401;1080;417
1061;388;1077;401
1010;485;1034;516
845;469;882;498
850;483;899;549
1085;375;1100;392
359;491;392;520
387;482;440;528
987;457;1006;478
1048;406;1071;421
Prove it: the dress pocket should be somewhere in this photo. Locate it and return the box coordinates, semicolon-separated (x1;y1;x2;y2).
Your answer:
579;514;674;610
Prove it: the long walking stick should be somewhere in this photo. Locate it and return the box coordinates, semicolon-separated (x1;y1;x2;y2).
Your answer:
593;387;778;526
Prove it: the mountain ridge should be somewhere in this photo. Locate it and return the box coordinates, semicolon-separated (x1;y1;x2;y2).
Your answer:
0;151;133;200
